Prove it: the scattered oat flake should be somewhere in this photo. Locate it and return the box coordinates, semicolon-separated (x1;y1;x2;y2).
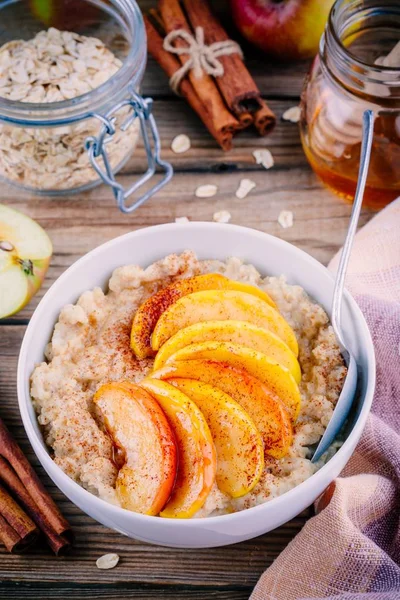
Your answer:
252;149;274;170
213;210;231;223
175;216;189;223
278;210;294;229
282;106;301;123
171;134;191;154
236;178;256;199
96;553;120;570
195;184;218;198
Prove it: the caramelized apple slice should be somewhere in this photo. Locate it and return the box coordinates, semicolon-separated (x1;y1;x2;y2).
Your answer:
151;290;298;356
169;378;264;497
153;320;301;382
130;273;275;359
140;378;216;518
153;360;293;458
166;341;301;420
93;381;177;515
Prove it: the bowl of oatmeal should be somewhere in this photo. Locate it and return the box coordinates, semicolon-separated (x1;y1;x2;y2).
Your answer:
17;223;375;547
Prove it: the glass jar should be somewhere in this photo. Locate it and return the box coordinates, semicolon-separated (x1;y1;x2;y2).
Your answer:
300;0;400;209
0;0;172;213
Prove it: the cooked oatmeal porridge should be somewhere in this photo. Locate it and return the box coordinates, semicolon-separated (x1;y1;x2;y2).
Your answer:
30;251;347;517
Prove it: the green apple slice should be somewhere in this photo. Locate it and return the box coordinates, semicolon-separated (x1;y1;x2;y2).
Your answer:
0;204;52;319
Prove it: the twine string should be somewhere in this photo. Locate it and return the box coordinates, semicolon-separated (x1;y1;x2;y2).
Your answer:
163;27;243;93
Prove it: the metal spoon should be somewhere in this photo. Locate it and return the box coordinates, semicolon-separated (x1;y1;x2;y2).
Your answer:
311;109;375;463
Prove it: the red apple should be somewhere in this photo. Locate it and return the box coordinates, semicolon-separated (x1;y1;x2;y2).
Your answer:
29;0;101;30
229;0;335;61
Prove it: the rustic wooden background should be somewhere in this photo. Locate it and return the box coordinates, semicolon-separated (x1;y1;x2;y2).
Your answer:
0;0;377;598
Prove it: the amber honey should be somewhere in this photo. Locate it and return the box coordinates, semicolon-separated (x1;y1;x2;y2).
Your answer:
302;125;400;210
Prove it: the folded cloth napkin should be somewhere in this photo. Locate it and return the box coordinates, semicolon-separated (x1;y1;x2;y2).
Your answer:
251;198;400;600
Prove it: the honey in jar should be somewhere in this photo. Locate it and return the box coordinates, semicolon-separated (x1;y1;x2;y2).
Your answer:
300;0;400;209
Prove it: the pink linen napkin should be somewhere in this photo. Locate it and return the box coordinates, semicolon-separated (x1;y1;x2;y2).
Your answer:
251;198;400;600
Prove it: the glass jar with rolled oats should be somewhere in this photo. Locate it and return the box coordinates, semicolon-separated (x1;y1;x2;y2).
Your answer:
0;0;172;213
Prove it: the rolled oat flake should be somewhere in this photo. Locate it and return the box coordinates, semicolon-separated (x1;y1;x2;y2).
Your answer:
252;149;274;170
282;106;301;123
236;178;256;199
171;134;191;154
96;553;120;570
278;210;294;229
195;184;218;198
213;210;231;223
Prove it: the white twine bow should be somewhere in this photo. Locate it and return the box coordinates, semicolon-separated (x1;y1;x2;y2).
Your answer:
163;27;243;94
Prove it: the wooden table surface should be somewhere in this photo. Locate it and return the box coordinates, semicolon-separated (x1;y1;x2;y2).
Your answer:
0;3;377;598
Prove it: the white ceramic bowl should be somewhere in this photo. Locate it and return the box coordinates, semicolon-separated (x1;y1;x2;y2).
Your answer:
17;223;375;548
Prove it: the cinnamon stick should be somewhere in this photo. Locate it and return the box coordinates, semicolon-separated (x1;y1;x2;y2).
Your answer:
238;112;253;129
145;15;234;150
158;0;239;138
0;418;72;553
182;0;275;128
149;7;164;30
0;456;70;555
254;99;276;136
0;513;33;554
0;483;38;551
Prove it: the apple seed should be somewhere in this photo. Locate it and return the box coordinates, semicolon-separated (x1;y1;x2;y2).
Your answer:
0;240;14;252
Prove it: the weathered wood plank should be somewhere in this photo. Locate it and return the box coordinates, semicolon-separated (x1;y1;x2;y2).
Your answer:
1;98;306;179
1;164;375;322
141;99;308;170
0;522;307;586
0;584;251;600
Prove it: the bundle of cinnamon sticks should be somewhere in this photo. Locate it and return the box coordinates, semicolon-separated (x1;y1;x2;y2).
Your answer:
145;0;276;150
0;418;72;554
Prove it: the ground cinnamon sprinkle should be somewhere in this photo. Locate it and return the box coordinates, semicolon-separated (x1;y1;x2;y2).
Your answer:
131;286;183;357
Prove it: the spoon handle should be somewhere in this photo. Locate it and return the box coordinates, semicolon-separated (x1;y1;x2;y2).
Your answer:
311;110;375;464
331;110;375;347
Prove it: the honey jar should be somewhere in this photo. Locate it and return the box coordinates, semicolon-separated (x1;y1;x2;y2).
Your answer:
300;0;400;209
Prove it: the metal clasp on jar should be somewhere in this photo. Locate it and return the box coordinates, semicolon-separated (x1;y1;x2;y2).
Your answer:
85;89;173;214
